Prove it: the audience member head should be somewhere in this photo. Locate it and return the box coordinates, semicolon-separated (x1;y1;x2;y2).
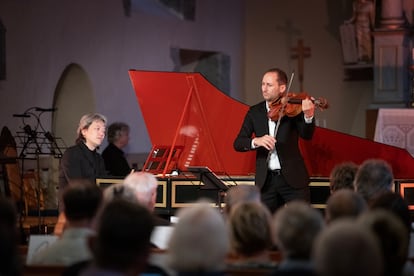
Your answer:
103;183;138;204
313;219;383;276
75;113;107;145
272;200;324;260
0;198;21;276
63;179;103;225
329;161;358;193
123;172;158;211
91;199;155;274
228;201;273;258
369;191;411;235
167;200;229;273
325;189;367;224
224;184;261;215
357;209;409;276
354;159;394;203
107;122;130;149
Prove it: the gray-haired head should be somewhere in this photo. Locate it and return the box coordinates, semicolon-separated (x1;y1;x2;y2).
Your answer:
272;200;324;260
107;122;130;144
167;199;229;272
123;172;158;211
103;184;138;205
354;159;394;203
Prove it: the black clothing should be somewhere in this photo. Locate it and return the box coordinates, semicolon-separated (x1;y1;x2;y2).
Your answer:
58;142;107;205
234;101;315;212
102;143;131;177
261;170;310;213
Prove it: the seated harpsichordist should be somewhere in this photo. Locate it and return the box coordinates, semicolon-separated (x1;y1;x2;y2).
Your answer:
55;113;108;236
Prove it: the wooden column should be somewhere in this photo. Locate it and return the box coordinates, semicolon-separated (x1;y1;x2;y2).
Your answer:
380;0;405;30
372;0;410;107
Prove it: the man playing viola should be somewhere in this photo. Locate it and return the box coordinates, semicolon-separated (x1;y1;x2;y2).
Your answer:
233;68;316;213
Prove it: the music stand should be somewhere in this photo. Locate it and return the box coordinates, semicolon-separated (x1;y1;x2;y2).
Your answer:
142;145;184;175
187;166;228;209
12;107;66;235
187;166;228;191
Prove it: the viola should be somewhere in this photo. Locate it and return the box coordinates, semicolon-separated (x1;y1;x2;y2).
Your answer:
268;92;329;121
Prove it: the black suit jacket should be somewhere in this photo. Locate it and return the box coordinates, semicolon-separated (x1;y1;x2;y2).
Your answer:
233;101;315;189
59;142;107;191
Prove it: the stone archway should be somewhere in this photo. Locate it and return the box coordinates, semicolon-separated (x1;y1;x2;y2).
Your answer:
52;63;95;147
43;64;95;209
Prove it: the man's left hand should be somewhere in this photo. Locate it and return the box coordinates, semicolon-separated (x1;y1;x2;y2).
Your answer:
302;98;315;119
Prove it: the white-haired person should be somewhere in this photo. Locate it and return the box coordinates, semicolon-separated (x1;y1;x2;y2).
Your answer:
167;200;230;275
120;171;169;226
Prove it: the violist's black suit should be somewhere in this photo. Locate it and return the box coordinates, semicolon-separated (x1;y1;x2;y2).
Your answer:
233;101;315;208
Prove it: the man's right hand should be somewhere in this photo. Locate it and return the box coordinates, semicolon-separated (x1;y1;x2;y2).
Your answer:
253;135;276;150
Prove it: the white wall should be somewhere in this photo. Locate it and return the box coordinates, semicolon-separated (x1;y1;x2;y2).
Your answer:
243;0;375;137
0;0;244;158
1;0;413;166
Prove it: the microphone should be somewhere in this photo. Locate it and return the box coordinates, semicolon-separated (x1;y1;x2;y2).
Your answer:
13;114;30;118
35;107;57;112
44;132;56;155
23;125;37;139
44;131;55;142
